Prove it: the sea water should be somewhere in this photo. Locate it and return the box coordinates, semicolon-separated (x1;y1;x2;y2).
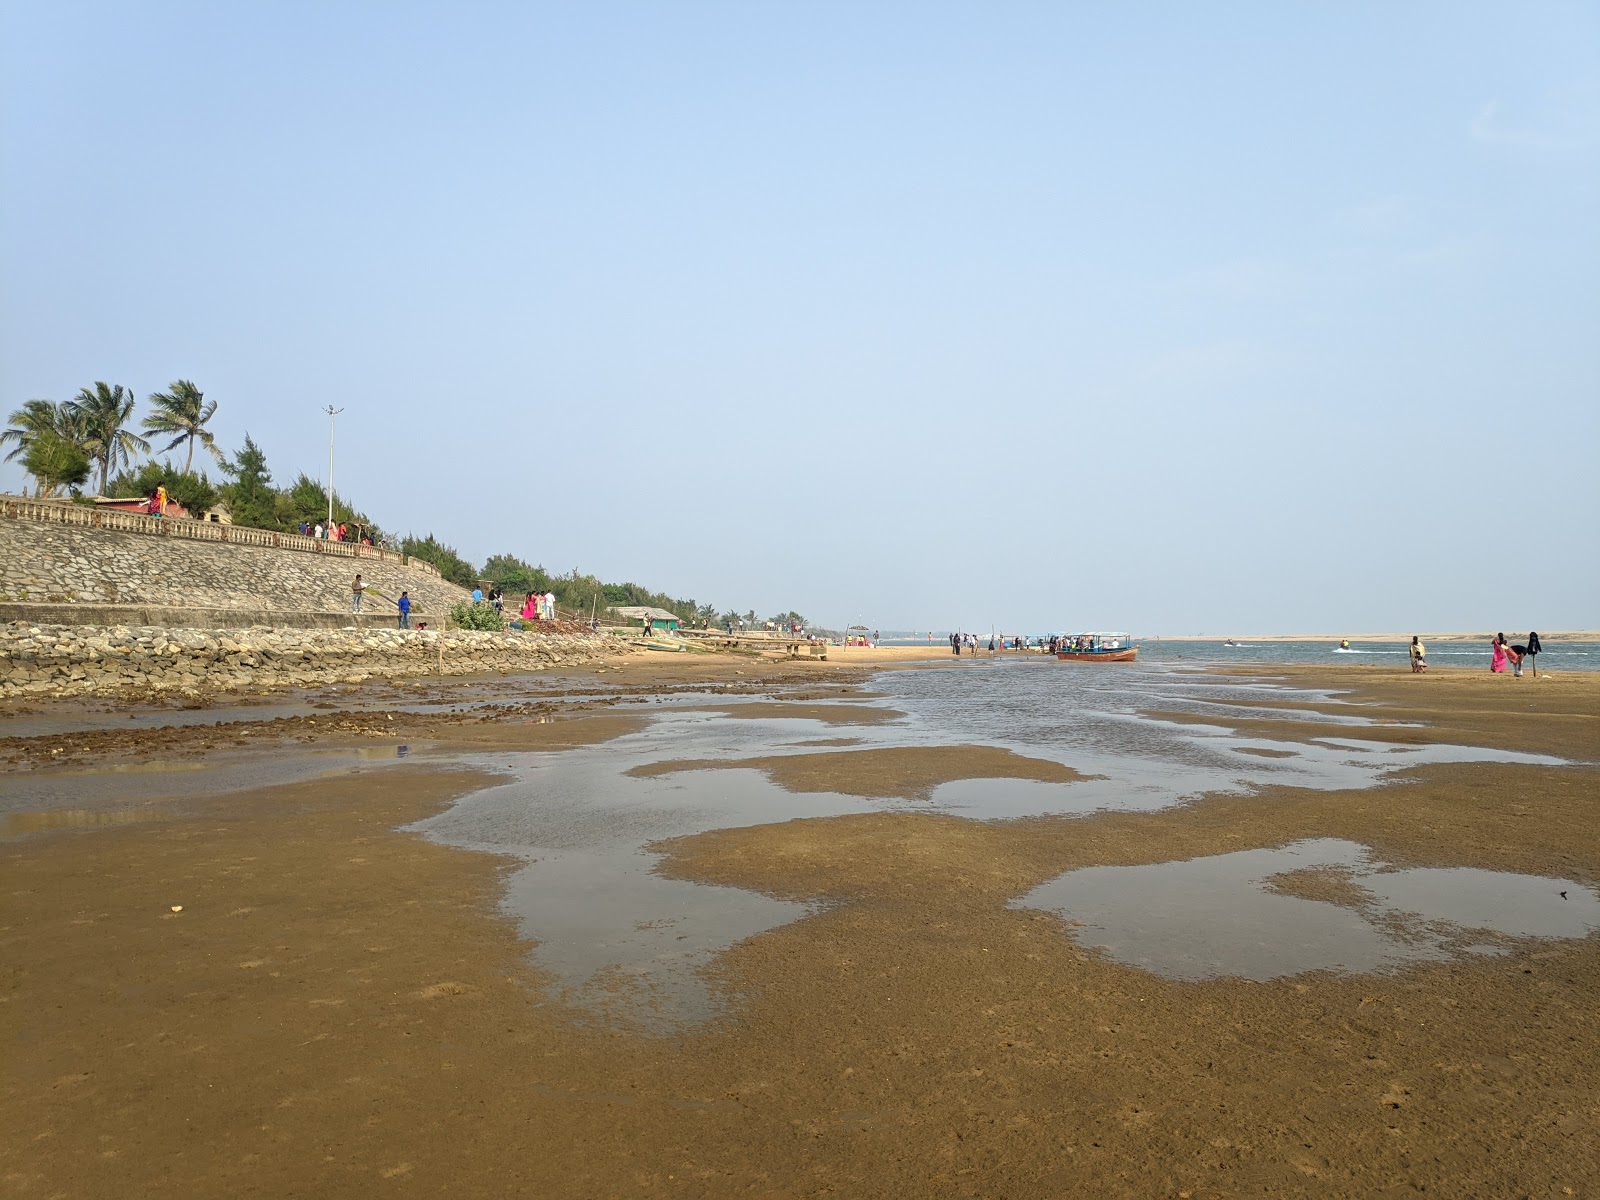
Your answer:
879;636;1600;670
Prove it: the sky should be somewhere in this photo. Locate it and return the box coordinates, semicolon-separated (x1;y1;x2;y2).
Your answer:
3;2;1597;634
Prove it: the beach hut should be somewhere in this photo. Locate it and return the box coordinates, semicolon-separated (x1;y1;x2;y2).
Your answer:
611;605;681;633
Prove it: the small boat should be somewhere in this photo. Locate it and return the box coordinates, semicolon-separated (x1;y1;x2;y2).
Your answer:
1056;632;1138;662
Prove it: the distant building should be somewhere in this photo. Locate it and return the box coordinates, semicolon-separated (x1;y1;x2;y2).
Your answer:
610;605;681;632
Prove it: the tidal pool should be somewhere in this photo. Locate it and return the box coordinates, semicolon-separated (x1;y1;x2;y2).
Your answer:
1013;838;1600;981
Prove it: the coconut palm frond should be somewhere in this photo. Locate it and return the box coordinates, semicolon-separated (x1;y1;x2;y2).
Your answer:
144;379;221;472
70;382;150;495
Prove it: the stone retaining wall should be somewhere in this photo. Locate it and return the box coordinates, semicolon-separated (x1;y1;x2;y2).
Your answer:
0;623;627;698
0;520;467;618
0;601;445;632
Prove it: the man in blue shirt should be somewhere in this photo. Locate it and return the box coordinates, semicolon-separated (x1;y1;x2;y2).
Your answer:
471;587;484;605
397;591;412;629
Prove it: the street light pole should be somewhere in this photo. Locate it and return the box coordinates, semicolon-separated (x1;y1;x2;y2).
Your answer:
322;405;344;527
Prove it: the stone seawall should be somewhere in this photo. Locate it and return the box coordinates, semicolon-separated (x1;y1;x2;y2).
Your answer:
0;520;467;619
0;624;626;698
0;601;446;632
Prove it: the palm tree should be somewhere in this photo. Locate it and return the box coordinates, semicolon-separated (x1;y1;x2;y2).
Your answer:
143;380;222;473
2;400;88;494
68;382;150;496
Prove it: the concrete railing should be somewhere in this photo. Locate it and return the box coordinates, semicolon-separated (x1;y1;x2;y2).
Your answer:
0;496;442;578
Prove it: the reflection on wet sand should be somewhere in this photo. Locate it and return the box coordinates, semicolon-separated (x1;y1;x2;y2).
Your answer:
6;805;169;834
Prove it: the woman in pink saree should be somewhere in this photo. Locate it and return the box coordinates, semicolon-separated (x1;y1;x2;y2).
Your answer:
1490;633;1516;673
521;592;539;621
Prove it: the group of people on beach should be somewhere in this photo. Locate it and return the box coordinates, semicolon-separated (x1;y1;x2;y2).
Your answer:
1491;631;1541;676
1407;631;1543;675
521;591;556;621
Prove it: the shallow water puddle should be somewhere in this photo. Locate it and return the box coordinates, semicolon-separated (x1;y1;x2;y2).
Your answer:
1013;838;1600;981
407;665;1580;1031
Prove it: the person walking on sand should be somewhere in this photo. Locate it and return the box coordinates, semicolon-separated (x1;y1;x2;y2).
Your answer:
1410;636;1427;672
397;590;411;629
351;573;366;613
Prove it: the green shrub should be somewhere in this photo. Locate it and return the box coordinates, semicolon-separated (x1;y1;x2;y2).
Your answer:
403;533;477;588
106;460;218;513
22;433;91;496
449;601;505;631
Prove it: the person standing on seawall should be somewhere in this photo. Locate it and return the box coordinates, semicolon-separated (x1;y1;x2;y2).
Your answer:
1410;636;1427;672
397;591;411;629
351;574;366;613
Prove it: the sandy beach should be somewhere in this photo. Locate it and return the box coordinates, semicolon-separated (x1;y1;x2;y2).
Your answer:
3;651;1597;1197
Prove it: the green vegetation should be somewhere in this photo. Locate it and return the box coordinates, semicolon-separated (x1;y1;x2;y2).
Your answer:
69;382;150;496
218;434;276;528
20;433;90;497
142;380;222;473
2;399;84;474
449;600;506;631
476;553;807;630
106;461;219;513
402;534;477;588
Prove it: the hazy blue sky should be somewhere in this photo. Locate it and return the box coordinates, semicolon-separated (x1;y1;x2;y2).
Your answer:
3;2;1596;633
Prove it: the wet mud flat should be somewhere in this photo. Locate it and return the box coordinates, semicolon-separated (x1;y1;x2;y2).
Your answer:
2;658;1598;1197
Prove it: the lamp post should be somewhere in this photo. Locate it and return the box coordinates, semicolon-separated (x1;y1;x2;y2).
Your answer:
322;405;344;527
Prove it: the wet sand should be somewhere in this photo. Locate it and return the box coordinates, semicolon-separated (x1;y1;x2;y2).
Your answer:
3;659;1598;1197
631;745;1092;801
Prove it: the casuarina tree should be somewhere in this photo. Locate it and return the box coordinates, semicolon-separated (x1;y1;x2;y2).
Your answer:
143;380;222;473
20;433;91;498
219;433;277;529
68;382;149;495
2;399;86;492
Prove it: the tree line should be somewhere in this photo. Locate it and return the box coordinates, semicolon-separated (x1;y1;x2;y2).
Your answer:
5;383;816;632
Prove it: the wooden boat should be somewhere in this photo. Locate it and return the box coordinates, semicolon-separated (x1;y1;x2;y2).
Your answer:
1055;632;1137;662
